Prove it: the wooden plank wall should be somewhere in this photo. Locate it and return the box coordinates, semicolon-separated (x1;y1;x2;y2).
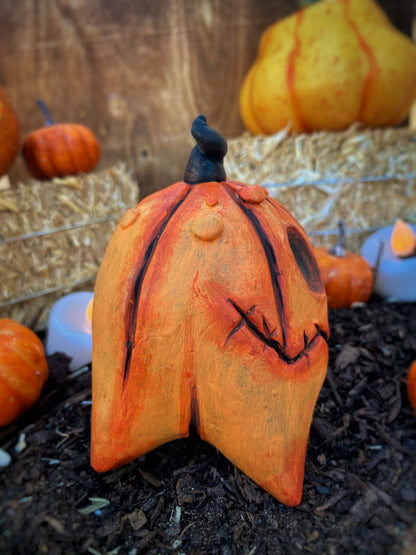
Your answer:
0;0;413;198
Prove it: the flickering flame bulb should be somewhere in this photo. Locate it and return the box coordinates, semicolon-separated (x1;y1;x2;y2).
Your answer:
46;291;94;370
86;299;93;331
391;218;416;258
361;222;416;302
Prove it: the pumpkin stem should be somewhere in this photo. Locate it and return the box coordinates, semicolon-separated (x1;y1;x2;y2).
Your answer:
330;220;347;257
36;99;54;127
183;114;227;184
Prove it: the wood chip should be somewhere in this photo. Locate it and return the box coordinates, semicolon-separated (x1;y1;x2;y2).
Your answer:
139;468;162;488
78;497;110;515
315;491;347;512
44;515;65;534
125;509;147;531
0;448;11;467
335;345;361;371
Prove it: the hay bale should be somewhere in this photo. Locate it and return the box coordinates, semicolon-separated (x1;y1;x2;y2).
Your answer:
0;164;139;330
224;126;416;252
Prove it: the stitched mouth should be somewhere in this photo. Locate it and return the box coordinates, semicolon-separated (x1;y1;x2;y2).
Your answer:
226;299;328;364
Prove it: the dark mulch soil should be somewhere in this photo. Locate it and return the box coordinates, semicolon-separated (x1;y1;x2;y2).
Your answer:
1;300;416;555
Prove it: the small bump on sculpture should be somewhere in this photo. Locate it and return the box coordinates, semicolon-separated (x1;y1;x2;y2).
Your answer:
238;185;268;204
119;207;140;229
205;196;219;207
191;213;224;241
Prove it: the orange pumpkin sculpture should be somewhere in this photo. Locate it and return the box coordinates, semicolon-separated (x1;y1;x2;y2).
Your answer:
0;319;49;426
0;86;20;176
240;0;416;134
408;361;416;416
91;115;329;506
314;222;374;309
22;99;100;179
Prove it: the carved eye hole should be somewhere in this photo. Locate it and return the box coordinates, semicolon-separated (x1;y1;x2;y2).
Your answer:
287;226;323;294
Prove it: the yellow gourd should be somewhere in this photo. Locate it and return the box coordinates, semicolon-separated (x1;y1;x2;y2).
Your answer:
240;0;416;134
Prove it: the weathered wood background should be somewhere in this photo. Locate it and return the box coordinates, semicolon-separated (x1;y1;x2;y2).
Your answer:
0;0;413;198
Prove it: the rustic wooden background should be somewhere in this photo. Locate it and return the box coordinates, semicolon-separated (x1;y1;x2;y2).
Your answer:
0;0;413;198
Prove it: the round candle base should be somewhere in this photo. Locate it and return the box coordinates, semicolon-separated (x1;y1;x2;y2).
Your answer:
361;224;416;302
46;291;94;370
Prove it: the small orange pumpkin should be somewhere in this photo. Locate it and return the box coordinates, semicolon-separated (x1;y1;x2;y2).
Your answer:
0;319;49;426
91;115;329;506
314;221;373;309
408;361;416;416
0;86;20;176
22;99;100;179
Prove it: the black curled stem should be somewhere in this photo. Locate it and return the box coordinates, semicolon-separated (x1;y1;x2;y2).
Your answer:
183;114;227;185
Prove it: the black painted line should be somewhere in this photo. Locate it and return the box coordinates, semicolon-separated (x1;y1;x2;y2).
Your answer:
123;188;191;384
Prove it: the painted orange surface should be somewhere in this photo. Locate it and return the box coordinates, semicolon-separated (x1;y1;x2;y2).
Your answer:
91;177;329;506
314;247;373;309
239;0;416;134
0;319;49;426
